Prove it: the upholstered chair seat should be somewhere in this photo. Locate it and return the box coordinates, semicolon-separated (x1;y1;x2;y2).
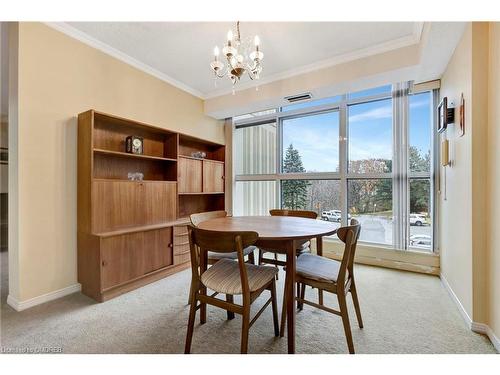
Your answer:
200;258;278;295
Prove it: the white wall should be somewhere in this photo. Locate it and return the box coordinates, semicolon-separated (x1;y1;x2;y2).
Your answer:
439;24;473;319
487;22;500;347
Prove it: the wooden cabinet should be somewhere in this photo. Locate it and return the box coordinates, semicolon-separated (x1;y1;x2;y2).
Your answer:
78;110;225;302
178;157;202;193
92;180;176;233
142;228;173;274
100;228;174;291
142;181;177;225
178;157;225;194
101;232;145;290
203;160;224;193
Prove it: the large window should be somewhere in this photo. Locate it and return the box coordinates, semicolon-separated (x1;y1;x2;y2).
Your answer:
282;111;339;173
408;91;433;250
233;83;436;252
348;99;392;173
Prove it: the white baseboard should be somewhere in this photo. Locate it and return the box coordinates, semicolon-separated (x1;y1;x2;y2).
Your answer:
440;275;499;353
471;322;500;352
7;283;81;312
440;274;472;329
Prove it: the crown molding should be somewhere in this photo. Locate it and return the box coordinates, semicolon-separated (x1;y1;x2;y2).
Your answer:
45;22;424;101
205;22;425;99
44;22;206;99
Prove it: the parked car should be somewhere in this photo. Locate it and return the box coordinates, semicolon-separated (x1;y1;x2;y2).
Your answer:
321;210;351;222
409;234;432;247
321;210;341;222
409;213;428;226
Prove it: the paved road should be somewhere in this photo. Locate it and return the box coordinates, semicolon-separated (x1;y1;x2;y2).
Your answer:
322;215;432;251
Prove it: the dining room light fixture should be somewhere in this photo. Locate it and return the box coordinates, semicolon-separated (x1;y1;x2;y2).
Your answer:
210;21;263;94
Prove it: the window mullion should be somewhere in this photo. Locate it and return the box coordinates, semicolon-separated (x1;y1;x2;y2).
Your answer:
392;82;410;250
339;98;348;226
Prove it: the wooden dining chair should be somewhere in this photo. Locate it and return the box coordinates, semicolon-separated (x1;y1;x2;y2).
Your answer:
188;211;257;308
190;211;256;265
184;227;280;354
258;209;318;268
285;219;363;354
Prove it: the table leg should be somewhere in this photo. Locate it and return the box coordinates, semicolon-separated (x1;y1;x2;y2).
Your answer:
317;236;324;306
285;240;296;354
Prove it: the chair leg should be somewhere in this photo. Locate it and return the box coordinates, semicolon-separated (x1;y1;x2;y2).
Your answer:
187;279;196;305
350;281;363;329
338;293;355;354
184;295;197;354
270;280;280;337
258;249;263;265
279;282;287;337
200;286;207;325
319;289;324;306
274;253;279;280
298;283;306;311
241;307;251;354
296;282;301;309
226;294;235;320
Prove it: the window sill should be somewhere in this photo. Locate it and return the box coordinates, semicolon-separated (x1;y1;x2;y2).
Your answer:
313;237;440;275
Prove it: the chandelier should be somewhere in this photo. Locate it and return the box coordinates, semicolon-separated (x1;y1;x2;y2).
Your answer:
210;21;264;94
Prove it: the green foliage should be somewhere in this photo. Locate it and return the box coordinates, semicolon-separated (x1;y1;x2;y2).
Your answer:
409;146;431;214
280;144;431;216
348;158;392;214
347;147;430;215
282;144;310;210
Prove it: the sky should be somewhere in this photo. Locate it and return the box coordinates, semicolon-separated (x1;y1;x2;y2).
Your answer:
281;91;432;173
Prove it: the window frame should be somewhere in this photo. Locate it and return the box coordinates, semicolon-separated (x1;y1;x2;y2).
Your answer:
233;83;438;252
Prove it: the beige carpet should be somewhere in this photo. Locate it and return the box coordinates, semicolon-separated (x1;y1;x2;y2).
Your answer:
0;251;496;354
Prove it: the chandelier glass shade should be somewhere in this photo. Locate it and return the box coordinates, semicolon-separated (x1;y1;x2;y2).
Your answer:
210;21;263;93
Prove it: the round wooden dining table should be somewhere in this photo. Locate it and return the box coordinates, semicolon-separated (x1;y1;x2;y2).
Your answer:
198;215;338;354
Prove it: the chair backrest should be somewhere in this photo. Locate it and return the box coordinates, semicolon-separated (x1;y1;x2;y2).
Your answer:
350;218;361;241
269;209;318;219
336;220;361;287
190;210;227;227
188;227;259;298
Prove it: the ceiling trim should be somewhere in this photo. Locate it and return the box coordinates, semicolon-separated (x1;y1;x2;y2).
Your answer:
205;22;425;98
45;22;424;101
44;22;206;99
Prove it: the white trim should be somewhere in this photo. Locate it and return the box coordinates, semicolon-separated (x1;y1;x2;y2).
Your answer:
44;22;206;99
471;323;500;352
6;283;81;312
440;274;472;329
205;22;425;99
44;22;424;101
440;276;499;353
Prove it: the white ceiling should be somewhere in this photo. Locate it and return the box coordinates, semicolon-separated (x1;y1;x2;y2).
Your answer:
63;22;423;98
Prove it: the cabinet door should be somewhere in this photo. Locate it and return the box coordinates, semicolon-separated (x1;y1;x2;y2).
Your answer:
178;157;202;193
143;228;173;274
101;233;144;290
203;160;224;193
141;181;177;225
93;180;141;233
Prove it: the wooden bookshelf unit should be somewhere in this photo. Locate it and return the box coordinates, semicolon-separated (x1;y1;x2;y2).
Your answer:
77;110;225;301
